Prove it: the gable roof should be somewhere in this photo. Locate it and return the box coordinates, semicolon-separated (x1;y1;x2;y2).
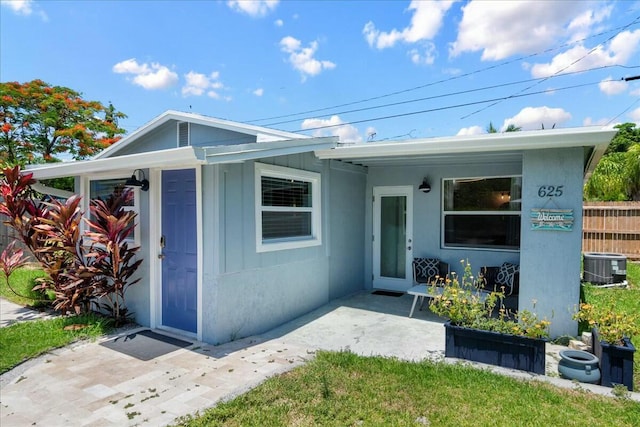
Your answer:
26;137;337;180
95;110;308;159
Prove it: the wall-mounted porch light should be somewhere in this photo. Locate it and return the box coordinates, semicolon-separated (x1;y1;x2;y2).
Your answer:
418;178;431;193
124;169;149;192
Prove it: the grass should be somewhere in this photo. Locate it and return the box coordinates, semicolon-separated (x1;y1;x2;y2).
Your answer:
0;267;112;374
175;351;640;427
0;312;113;373
0;266;53;308
581;261;640;391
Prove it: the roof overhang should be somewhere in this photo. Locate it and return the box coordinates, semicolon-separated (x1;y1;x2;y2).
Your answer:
315;126;616;177
26;137;337;180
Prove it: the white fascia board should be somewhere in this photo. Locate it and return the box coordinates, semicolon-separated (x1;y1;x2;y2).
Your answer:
203;136;338;164
26;147;206;180
315;127;617;160
31;183;75;199
95;110;307;159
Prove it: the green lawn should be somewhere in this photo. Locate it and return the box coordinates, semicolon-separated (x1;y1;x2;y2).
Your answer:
581;261;640;391
175;351;640;427
0;313;113;373
0;267;52;308
0;267;111;373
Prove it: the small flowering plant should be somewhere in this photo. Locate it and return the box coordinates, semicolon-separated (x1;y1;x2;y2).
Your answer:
573;302;639;346
429;260;551;339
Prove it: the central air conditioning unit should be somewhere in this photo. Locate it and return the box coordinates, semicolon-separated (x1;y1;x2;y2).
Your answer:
583;252;627;285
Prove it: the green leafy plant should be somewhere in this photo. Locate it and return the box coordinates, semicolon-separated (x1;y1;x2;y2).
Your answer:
31;194;95;314
429;260;551;339
85;190;142;325
0;165;142;324
573;301;639;346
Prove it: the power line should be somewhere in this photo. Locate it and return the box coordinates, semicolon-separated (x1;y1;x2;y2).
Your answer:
263;66;638;127
248;17;640;125
607;97;640;125
289;81;603;134
461;14;640;119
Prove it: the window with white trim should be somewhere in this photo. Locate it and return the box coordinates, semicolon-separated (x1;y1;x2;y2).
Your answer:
88;177;139;245
255;163;321;252
442;176;521;250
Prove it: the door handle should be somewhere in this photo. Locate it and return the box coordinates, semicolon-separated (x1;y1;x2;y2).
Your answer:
158;253;165;259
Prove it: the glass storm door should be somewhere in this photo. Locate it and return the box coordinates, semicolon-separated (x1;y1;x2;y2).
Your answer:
373;186;413;291
161;169;197;333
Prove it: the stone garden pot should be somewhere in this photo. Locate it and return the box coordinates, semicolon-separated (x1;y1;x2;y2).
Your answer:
558;349;600;384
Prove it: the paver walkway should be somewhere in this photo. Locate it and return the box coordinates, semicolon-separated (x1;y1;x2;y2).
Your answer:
1;293;638;426
0;297;56;327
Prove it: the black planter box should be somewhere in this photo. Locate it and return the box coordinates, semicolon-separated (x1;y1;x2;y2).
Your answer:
445;322;546;375
592;328;635;390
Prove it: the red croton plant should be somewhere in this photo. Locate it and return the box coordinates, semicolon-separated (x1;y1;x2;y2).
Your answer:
0;165;142;325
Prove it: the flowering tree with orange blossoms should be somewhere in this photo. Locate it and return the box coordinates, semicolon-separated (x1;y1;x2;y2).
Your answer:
0;79;126;165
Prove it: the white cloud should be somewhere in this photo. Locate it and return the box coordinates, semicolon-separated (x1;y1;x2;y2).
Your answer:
583;117;610;127
301;116;362;143
1;0;48;20
280;36;335;80
113;58;178;90
253;88;264;96
227;0;278;17
409;43;436;65
2;0;32;15
630;88;640;97
274;19;283;27
363;1;454;49
599;76;628;95
567;4;613;42
530;30;640;78
502;106;572;131
629;107;640;124
457;126;484;136
182;71;224;98
450;1;602;60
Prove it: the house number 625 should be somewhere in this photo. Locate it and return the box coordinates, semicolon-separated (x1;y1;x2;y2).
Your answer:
538;185;564;197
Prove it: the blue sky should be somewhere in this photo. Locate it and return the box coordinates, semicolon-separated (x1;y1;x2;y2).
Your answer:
2;0;640;142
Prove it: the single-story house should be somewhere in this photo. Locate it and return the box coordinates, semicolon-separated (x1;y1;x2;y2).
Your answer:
26;110;616;341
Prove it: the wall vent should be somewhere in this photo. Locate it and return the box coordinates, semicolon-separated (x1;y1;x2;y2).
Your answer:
178;122;190;147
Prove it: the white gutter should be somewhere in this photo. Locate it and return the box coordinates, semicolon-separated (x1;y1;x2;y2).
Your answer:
203;136;337;163
315;127;616;160
26;146;207;180
31;183;74;199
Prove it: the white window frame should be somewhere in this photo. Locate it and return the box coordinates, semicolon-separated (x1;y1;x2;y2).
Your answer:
84;173;141;247
441;175;521;252
255;163;322;253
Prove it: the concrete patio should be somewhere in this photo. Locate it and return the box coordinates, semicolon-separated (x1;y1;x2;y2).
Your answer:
1;291;637;426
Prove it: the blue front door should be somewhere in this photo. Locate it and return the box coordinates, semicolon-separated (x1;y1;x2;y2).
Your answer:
161;169;197;333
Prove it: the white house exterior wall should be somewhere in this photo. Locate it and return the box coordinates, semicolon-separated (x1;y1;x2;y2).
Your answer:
520;147;584;337
200;153;366;344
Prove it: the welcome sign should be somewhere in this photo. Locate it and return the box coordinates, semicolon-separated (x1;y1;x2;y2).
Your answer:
530;208;574;231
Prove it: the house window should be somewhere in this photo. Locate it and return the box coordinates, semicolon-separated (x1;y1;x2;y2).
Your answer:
442;176;521;250
88;177;139;245
255;163;321;252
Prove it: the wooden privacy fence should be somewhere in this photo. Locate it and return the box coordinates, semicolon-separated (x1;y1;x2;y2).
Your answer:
582;202;640;260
